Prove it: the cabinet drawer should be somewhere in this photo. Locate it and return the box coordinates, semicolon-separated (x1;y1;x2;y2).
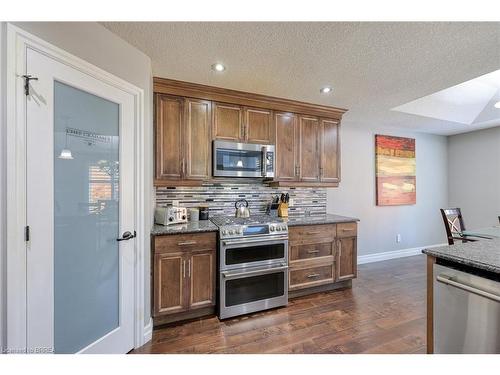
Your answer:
289;224;336;244
336;222;357;238
154;232;216;254
290;241;334;262
289;263;335;291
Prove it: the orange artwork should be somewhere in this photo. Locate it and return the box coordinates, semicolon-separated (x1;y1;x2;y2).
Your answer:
375;135;416;206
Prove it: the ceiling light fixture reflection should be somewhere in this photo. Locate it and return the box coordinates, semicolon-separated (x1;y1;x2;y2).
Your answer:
212;63;226;72
58;128;74;160
494;101;500;109
320;86;332;94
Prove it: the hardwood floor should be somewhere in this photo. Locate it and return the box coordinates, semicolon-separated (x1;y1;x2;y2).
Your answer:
133;255;427;354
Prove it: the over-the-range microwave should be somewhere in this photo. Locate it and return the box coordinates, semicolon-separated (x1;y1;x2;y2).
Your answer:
213;140;275;178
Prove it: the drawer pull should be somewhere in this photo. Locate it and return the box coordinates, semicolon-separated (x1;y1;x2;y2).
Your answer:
308;231;322;235
307;273;321;278
307;250;320;254
341;228;352;231
178;241;197;246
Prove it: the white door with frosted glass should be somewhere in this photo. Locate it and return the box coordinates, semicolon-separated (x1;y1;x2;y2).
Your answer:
26;47;135;354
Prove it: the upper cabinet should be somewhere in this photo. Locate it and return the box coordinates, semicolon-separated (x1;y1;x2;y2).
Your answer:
320;119;340;183
298;116;321;182
212;102;243;141
274;112;298;181
153;77;346;187
155;94;211;184
212;103;273;144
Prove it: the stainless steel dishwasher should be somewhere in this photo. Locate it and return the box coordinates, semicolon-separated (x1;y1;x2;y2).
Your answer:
434;264;500;353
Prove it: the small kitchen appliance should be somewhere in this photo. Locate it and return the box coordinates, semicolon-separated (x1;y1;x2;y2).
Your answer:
155;206;188;226
210;215;289;319
213;140;275;178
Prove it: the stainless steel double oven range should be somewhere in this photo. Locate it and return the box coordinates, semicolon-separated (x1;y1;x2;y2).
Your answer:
210;215;289;319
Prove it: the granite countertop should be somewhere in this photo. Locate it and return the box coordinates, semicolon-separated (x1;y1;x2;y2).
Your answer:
422;237;500;274
151;220;218;235
284;214;359;226
152;213;359;236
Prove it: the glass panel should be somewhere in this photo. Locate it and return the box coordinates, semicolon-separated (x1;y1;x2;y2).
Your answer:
225;272;285;307
225;243;285;265
216;148;261;172
54;81;120;353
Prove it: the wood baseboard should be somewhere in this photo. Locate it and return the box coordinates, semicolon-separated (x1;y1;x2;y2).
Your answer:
153;306;215;327
289;279;352;299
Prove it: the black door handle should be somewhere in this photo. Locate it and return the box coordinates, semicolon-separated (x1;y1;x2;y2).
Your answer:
117;230;136;241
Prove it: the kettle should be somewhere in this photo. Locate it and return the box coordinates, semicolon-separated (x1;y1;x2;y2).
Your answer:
235;199;250;218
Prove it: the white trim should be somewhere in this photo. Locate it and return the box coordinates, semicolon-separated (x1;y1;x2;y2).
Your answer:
5;23;148;352
358;243;448;265
143;318;153;344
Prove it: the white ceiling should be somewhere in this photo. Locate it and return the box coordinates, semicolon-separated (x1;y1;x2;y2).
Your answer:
101;22;500;135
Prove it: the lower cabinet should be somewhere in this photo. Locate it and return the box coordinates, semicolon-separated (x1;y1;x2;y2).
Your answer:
288;222;357;295
152;232;216;325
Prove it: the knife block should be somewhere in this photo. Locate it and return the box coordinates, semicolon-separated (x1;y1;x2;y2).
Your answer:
278;202;289;217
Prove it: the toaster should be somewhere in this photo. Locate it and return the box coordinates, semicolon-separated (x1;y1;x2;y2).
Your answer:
155;206;188;226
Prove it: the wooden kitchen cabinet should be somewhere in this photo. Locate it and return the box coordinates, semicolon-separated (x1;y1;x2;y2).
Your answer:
336;223;358;281
289;222;357;296
154;252;187;315
298;115;320;182
152;232;216;325
155;95;183;180
274;112;299;181
184;98;212;180
155;94;211;184
212;102;243;141
320;119;340;183
213;102;273;144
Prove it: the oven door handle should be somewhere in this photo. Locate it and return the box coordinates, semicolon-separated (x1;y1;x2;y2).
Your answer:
222;265;288;279
223;236;288;246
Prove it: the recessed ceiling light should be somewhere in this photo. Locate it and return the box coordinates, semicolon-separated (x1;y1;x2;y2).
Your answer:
494;101;500;109
320;86;332;94
212;63;226;72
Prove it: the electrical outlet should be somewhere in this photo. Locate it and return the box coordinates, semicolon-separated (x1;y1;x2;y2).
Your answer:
172;200;179;207
289;198;294;207
396;234;401;243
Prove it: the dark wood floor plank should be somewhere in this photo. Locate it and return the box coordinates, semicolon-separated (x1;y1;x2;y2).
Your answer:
133;254;427;354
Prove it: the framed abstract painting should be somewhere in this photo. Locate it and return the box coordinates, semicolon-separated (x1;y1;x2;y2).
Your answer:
375;135;416;206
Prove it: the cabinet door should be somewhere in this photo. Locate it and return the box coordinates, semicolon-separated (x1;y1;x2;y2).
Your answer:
153;252;188;316
320;119;340;183
188;250;215;310
275;112;299;181
299;116;320;182
212;102;243;141
244;107;273;144
155;95;183;179
337;237;357;281
184;99;211;180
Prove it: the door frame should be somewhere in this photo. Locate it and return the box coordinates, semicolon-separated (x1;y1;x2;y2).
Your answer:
5;24;148;352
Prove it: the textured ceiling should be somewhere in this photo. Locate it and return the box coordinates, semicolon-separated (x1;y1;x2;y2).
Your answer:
101;22;500;135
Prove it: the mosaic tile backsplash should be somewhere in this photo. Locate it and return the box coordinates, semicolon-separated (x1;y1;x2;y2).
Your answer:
155;183;327;218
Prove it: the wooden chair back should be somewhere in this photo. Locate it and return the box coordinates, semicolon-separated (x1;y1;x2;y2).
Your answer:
440;208;468;245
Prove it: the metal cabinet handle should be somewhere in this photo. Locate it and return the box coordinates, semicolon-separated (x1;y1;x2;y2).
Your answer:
308;231;322;235
178;241;197;246
307;273;320;278
436;275;500;302
338;241;342;257
341;228;352;231
188;259;191;278
307;250;320;254
182;260;186;278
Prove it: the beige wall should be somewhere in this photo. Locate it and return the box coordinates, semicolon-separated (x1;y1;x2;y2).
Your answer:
448;126;500;229
9;22;154;326
327;124;449;256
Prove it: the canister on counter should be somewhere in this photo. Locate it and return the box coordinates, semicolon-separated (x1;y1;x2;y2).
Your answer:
199;205;209;220
188;208;199;222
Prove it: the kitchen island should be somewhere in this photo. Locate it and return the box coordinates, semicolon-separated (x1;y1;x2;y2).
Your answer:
422;238;500;354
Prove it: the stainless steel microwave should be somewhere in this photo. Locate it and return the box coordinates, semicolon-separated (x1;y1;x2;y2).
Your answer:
213;140;275;178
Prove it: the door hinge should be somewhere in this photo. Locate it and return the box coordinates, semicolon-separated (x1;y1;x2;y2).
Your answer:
21;75;38;96
25;226;30;242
